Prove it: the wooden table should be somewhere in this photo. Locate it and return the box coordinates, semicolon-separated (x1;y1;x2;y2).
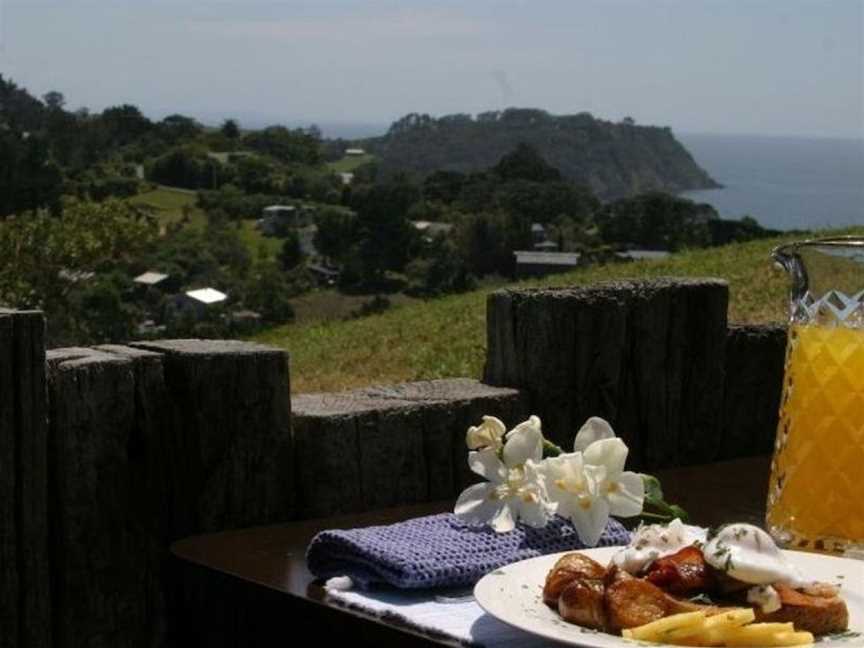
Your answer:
171;456;771;647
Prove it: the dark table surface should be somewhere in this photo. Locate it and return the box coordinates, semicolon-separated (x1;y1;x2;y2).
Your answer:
172;455;771;646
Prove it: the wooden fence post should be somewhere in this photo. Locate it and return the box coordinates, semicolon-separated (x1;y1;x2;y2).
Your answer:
291;379;528;519
0;309;50;648
129;340;294;537
484;278;729;470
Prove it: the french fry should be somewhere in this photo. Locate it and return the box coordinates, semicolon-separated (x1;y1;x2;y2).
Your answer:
622;611;707;642
723;623;807;647
664;608;756;644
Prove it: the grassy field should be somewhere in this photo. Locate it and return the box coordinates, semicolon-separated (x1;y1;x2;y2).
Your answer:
327;154;375;173
130;187;284;260
129;187;206;230
253;230;864;394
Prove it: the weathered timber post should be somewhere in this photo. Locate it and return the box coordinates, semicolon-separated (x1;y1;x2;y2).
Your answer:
0;309;50;648
129;340;294;537
43;339;292;648
46;347;162;648
484;278;729;470
721;324;787;459
292;379;528;518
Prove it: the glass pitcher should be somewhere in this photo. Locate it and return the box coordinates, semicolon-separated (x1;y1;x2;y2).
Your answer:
768;236;864;556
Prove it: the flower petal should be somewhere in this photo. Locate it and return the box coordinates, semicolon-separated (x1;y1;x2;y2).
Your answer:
573;417;616;452
606;470;645;518
514;491;551;528
566;494;611;547
583;437;628;476
454;483;504;525
489;502;516;532
503;417;543;467
468;448;506;483
466;416;506;450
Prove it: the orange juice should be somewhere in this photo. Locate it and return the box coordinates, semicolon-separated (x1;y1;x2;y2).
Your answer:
767;323;864;553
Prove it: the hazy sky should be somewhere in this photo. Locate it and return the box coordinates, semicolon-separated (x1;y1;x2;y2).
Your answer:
2;0;862;138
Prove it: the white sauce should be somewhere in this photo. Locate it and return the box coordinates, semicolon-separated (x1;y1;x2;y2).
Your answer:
702;523;809;587
747;585;782;613
612;519;708;574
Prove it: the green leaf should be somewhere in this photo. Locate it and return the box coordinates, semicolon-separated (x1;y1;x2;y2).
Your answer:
642;474;664;502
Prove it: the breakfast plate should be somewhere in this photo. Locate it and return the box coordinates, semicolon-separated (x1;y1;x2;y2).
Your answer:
474;547;864;647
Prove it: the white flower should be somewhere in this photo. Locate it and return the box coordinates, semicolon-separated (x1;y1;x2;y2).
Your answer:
583;437;645;518
454;416;550;532
466;415;506;451
538;452;610;547
573;416;616;452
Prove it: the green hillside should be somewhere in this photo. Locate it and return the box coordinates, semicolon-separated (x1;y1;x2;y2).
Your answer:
253;231;862;394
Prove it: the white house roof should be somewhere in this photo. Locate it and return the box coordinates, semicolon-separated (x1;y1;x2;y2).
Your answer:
411;220;454;234
514;251;581;266
58;269;95;282
345;148;366;155
133;271;169;285
616;250;671;261
263;205;296;213
185;288;228;305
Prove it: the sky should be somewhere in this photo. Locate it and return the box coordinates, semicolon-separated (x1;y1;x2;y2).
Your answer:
1;0;862;138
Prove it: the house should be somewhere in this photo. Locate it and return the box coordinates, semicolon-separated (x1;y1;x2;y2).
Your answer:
411;221;454;240
186;288;227;305
133;271;169;287
307;263;340;286
344;148;366;156
338;172;354;186
257;204;316;236
166;287;228;321
58;269;95;283
531;223;546;243
615;249;671;261
533;240;560;252
514;250;581;278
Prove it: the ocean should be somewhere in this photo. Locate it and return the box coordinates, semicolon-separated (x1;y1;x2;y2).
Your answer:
679;133;864;232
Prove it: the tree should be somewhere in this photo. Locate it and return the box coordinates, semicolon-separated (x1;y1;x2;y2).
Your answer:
0;130;63;218
0;199;157;343
313;208;355;264
147;146;226;190
221;118;240;139
244;261;295;324
493;143;563;183
278;230;304;270
242;125;321;165
159;114;203;143
350;182;421;282
42;90;65;111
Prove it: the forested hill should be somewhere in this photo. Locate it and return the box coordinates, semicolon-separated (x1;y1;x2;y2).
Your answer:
362;109;721;200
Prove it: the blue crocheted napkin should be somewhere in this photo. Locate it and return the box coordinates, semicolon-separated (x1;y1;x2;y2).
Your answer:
306;513;630;590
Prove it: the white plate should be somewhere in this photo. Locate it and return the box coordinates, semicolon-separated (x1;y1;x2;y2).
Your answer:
474;547;864;647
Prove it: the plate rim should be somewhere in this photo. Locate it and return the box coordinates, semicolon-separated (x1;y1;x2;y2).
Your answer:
473;547;864;648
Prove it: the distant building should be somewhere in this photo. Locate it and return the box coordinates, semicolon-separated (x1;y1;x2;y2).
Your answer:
411;221;454;240
185;288;227;305
307;263;340;286
344;148;366;156
167;287;228;321
615;250;671;261
230;310;262;332
533;240;560;252
133;271;169;287
257;204;316;236
58;269;95;283
531;223;546;243
514;250;581;278
338;172;354;185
